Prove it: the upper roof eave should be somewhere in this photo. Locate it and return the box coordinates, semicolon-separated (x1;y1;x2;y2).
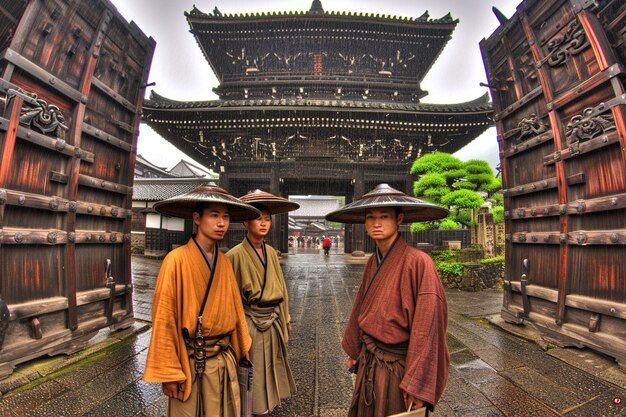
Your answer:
144;91;492;114
185;5;459;27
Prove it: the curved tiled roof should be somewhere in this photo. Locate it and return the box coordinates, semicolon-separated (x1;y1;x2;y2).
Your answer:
133;178;213;201
290;197;341;218
144;91;492;114
185;5;458;26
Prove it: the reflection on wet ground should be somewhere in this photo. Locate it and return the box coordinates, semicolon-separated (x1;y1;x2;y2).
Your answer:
0;253;624;416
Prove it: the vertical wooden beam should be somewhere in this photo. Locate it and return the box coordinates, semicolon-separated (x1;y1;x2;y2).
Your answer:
519;6;571;325
121;18;155;320
269;162;286;251
62;8;114;330
5;0;40;49
351;167;365;253
344;193;353;254
0;96;23;299
576;9;617;72
610;81;626;186
0;97;23;186
219;166;230;190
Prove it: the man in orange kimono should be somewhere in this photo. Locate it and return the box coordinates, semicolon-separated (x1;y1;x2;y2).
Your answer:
226;190;299;415
143;184;260;417
326;184;450;416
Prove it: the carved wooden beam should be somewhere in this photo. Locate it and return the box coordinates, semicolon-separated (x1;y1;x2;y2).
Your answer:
91;77;137;113
0;188;70;212
566;193;626;215
566;229;626;245
509;281;626;321
0;228;129;245
7;285;130;321
0;117;95;163
506;230;626;245
502;177;558;197
77;174;132;195
0;187;131;218
494;86;543;122
1;228;68;245
544;130;620;165
2;48;87;104
82;123;133;153
503;129;553;158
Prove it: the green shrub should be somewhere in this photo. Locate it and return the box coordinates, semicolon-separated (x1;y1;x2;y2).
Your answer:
490;205;505;223
438;218;459;230
480;255;504;264
436;261;464;288
436;262;464;278
431;249;458;263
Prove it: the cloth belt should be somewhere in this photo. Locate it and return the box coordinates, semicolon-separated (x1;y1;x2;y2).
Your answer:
359;333;408;407
244;304;280;332
184;333;231;417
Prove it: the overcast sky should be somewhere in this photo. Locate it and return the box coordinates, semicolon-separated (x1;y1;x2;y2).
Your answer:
111;0;521;171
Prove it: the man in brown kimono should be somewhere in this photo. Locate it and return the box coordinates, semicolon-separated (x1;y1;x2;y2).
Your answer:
143;184;260;417
326;184;450;416
226;190;299;415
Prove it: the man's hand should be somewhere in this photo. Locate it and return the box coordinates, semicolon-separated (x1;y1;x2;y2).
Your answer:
347;356;358;370
287;322;293;337
162;381;185;401
403;391;425;410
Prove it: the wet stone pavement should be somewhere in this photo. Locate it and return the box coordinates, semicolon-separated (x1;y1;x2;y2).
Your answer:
0;250;625;416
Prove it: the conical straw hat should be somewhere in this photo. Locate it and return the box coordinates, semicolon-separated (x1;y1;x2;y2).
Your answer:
154;183;261;221
325;183;448;223
239;189;300;215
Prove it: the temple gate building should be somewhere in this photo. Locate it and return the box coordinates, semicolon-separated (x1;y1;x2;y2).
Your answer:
142;0;494;252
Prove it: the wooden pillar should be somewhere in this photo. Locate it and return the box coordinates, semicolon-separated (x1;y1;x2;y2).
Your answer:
342;193;352;253
350;168;366;253
405;173;414;195
219;165;229;190
269;163;288;253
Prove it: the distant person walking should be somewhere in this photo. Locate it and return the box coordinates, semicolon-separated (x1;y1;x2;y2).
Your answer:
226;190;299;416
323;236;331;255
326;184;450;416
143;184;260;417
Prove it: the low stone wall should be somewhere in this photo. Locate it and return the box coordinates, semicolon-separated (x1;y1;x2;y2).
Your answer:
439;261;504;292
131;233;145;255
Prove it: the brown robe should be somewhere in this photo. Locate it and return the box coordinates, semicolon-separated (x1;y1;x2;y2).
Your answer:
343;237;449;414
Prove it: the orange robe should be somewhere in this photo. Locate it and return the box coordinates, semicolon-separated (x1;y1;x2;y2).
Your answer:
343;237;449;411
143;239;251;403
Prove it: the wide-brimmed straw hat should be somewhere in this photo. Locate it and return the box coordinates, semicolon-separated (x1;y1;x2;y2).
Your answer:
325;183;449;223
239;189;300;215
154;183;261;221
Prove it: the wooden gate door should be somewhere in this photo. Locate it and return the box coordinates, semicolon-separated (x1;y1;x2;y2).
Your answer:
0;0;155;377
481;0;626;367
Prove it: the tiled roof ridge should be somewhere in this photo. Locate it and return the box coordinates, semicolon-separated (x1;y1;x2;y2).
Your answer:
136;154;172;176
185;5;458;25
134;177;214;184
179;159;212;173
146;91;492;112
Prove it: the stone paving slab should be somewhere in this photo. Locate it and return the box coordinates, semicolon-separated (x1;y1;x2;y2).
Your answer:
438;368;496;414
472;375;560;417
547;347;626;389
1;253;625;417
500;366;589;414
